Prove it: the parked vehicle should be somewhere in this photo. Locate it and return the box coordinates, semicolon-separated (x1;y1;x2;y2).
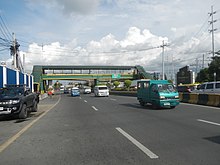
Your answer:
94;85;109;97
0;84;39;119
71;87;80;97
137;80;179;109
192;81;220;94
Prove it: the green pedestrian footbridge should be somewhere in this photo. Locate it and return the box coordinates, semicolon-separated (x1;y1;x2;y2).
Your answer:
32;65;151;92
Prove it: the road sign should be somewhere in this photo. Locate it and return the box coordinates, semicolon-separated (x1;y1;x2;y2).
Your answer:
112;74;121;79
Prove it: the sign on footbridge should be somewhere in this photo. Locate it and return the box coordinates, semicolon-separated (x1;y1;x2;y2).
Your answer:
32;65;151;92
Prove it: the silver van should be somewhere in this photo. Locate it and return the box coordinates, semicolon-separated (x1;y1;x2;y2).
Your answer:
192;81;220;94
94;85;109;97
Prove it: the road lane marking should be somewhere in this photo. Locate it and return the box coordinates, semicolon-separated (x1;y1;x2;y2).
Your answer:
92;106;98;111
110;98;116;101
197;119;220;126
84;100;87;103
0;96;61;153
181;102;220;110
79;97;82;99
116;127;159;159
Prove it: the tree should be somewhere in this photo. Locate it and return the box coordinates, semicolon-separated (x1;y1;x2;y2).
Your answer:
124;80;132;90
113;81;120;88
196;68;209;82
196;56;220;82
53;81;62;90
208;56;220;81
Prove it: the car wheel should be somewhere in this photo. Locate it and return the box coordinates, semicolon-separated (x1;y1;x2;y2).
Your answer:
139;101;145;106
19;104;28;119
32;101;38;112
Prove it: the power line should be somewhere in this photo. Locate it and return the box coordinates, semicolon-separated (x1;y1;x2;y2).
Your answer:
0;15;12;41
193;15;211;39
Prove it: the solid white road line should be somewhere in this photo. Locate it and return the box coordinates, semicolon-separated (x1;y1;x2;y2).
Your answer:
181;102;220;110
84;100;87;103
116;127;159;159
197;119;220;126
92;106;98;111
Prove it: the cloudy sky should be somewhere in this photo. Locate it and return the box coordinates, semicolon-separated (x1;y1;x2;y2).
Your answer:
0;0;220;78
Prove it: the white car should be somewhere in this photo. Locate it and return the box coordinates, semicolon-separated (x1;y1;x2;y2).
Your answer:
83;88;91;94
94;85;109;97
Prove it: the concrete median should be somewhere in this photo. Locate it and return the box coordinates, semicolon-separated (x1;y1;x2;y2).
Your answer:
188;93;199;104
207;94;220;107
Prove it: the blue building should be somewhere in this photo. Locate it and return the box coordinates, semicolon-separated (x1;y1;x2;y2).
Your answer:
0;65;33;91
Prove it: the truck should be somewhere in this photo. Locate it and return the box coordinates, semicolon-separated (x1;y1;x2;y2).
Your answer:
137;80;179;109
0;85;39;119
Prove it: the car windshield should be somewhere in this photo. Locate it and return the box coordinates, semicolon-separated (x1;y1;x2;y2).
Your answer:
157;84;176;93
0;88;23;97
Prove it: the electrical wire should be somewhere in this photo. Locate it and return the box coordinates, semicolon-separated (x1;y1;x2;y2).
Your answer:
0;15;12;41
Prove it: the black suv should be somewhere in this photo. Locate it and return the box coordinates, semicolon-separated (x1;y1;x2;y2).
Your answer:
0;85;39;119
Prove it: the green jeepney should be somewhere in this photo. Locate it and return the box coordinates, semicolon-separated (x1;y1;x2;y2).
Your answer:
137;80;179;109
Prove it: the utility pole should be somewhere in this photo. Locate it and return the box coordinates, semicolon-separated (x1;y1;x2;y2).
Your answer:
195;58;199;74
10;32;21;71
23;54;25;73
161;40;168;80
208;5;217;57
12;32;17;69
202;54;205;69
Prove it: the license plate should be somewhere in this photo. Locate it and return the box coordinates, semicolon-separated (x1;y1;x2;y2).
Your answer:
164;102;170;106
0;107;3;111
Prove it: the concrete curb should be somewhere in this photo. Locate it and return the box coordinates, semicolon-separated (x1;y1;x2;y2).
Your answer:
39;93;48;100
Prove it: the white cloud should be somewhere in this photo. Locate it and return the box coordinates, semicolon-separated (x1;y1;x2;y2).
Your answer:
21;27;172;73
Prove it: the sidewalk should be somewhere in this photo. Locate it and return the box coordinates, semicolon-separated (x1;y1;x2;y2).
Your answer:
32;95;60;118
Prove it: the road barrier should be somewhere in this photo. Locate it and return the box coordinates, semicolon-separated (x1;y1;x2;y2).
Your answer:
188;93;199;104
179;93;183;101
181;93;190;103
215;95;220;107
179;93;220;107
110;91;220;108
207;94;220;107
197;94;208;105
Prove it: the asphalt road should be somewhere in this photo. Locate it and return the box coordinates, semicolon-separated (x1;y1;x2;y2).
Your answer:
0;94;220;165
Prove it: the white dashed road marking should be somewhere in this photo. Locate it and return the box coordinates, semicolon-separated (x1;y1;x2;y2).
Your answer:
197;119;220;126
92;106;98;111
116;127;159;159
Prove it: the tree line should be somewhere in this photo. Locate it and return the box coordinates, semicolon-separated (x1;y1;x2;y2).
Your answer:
196;56;220;82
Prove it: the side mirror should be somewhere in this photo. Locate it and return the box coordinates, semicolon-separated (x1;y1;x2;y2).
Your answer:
153;89;158;93
24;90;29;96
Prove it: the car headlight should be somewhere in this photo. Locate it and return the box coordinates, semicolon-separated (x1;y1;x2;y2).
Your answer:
160;96;165;99
9;100;20;104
